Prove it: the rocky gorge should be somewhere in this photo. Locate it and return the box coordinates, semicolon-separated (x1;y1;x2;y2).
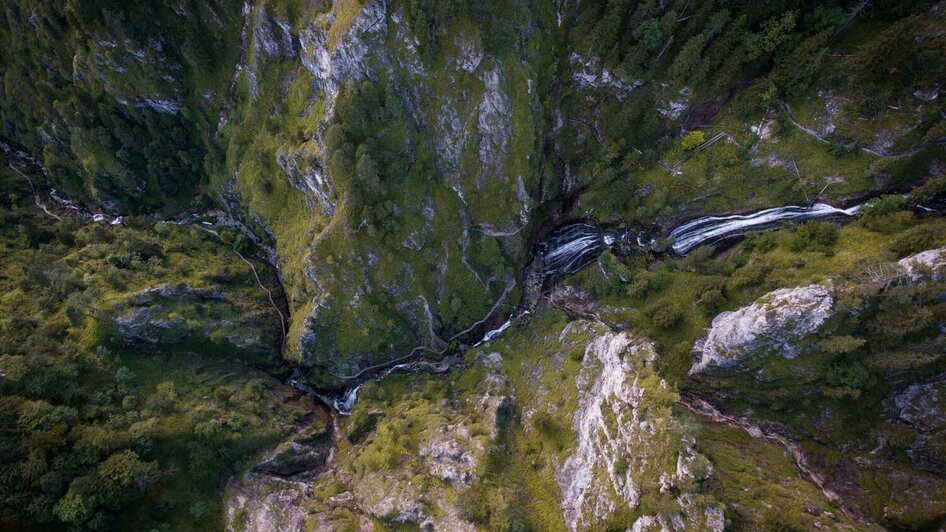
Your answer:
2;0;946;530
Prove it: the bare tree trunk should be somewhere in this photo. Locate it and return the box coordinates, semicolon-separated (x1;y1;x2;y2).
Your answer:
841;0;872;32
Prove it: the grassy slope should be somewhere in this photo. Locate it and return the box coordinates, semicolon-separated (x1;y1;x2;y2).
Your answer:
212;0;555;380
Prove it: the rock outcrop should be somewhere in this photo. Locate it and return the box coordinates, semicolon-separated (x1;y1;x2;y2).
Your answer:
111;283;275;356
692;246;946;375
691;284;833;374
225;476;314;532
340;357;511;529
288;0;390;215
476;63;513;189
898;246;946;282
559;326;723;530
226;411;338;531
893;373;946;474
569;52;642;98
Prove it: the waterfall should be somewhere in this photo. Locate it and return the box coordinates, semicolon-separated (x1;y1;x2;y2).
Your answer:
669;203;862;255
306;201;874;415
544;223;616;276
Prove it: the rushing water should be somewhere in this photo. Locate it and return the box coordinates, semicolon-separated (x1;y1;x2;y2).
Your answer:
308;201;870;414
543;222;619;277
668;202;862;255
323;359;455;415
305;310;534;415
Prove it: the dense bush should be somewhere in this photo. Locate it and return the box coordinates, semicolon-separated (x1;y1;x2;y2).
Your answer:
680;131;706;151
788;221;838;253
648;301;684;329
0;172;292;529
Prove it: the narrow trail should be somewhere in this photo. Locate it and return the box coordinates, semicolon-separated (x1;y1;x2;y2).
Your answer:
193;224;288;349
232;247;288;348
9;162;61;221
679;394;877;529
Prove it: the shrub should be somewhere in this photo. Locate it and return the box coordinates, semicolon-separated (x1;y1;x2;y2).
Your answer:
730;262;771;288
820;335;865;354
788;221;838;253
909;175;946;205
189;501;208;523
697;288;726;311
924;120;946;142
680;131;706;151
871;306;932;338
681;245;715;272
347;412;381;444
889;224;946;257
858;195;907;221
649;302;684;329
829;141;857;157
824;362;869;390
743;232;778;253
626;270;669;298
533;411;573;452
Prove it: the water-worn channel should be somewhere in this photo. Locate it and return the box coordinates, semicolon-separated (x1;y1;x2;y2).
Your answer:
314;199;877;414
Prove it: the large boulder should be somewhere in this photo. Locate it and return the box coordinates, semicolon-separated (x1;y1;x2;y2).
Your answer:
691;284;833;374
898;246;946;282
110;283;276;357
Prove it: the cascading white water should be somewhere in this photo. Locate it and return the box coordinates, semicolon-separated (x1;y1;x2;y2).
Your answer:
328;361;449;415
544;223;615;276
307;201;876;415
333;384;363;414
475;317;514;345
669;202;863;255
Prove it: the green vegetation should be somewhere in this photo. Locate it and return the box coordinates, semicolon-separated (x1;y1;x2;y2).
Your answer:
680;130;706;151
698;423;861;529
3;0;946;529
0;164;306;530
562;200;946;526
0;0;245;213
213;0;553;379
571;0;945;226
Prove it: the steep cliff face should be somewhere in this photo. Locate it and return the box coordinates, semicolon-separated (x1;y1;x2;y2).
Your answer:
558;328;722;531
691;284;833;373
0;0;243;211
689;247;946;527
217;0;554;379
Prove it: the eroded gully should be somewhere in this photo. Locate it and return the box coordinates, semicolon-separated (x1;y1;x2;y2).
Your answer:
315;197;888;415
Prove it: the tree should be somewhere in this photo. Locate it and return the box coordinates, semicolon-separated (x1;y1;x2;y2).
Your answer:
669;34;706;82
97;450;156;505
115;366;136;390
821;336;866;354
924;120;946;142
633;18;663;51
680;131;706;151
355;144;381;197
788;221;838;252
744;11;798;62
54;476;99;525
847;16;915;80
